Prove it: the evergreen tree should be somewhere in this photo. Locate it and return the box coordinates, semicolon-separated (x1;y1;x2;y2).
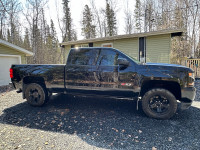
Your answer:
50;19;58;48
62;0;72;42
50;19;59;63
72;29;77;41
105;0;117;36
81;5;96;39
23;28;31;50
45;25;53;63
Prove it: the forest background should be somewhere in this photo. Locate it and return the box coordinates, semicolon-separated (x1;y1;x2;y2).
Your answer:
0;0;200;64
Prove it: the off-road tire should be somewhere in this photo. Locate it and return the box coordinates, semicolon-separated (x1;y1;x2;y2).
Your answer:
25;83;48;106
142;88;177;119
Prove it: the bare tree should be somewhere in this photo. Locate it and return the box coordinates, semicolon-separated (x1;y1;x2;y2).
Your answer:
90;0;105;37
186;0;199;57
124;0;134;34
24;0;48;63
7;0;22;43
0;0;22;42
0;0;9;38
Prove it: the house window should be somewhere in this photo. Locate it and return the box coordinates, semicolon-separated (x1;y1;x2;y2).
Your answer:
101;43;113;47
75;44;89;48
89;43;93;47
81;44;89;47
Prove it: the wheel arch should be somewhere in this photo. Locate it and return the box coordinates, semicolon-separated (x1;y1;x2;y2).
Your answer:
140;80;181;100
22;76;46;99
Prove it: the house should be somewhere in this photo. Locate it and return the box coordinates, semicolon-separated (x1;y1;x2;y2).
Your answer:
61;29;184;64
0;39;33;86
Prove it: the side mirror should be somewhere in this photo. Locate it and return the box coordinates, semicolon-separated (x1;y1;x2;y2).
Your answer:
117;58;129;68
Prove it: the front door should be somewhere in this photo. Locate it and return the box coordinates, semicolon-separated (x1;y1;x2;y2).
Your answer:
92;49;121;97
117;54;140;98
93;48;140;98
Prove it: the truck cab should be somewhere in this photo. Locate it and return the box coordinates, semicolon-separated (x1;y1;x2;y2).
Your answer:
65;48;140;99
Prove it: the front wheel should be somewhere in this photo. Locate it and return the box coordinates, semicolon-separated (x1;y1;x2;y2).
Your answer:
25;83;48;106
142;88;177;119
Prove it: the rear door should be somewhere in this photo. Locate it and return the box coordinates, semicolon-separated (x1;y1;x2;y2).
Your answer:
65;48;99;94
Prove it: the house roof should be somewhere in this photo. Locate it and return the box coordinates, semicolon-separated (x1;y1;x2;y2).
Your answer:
61;29;185;46
0;39;33;56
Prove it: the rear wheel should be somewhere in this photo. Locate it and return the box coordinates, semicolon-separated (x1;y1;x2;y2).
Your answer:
142;88;177;119
25;83;48;106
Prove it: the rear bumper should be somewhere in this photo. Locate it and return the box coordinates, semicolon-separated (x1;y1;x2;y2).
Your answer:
180;87;196;110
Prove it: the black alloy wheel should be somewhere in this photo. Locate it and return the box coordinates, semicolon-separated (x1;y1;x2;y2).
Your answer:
149;95;170;114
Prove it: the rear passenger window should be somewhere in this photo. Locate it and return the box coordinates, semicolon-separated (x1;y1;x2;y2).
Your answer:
68;49;99;65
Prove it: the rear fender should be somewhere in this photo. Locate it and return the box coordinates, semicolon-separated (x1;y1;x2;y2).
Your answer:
22;76;46;99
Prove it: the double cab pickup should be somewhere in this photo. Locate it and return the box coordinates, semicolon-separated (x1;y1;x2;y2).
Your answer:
10;47;196;119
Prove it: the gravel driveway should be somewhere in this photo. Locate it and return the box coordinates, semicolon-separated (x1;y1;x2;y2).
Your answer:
0;81;200;150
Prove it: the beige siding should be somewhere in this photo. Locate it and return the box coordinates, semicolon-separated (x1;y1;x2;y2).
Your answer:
21;56;26;64
0;44;27;64
113;38;138;60
94;38;139;60
64;34;171;64
93;40;113;47
64;39;139;60
146;34;171;63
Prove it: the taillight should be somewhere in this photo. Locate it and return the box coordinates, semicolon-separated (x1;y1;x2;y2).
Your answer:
10;68;14;79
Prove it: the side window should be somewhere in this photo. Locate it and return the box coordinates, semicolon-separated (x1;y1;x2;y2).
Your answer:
96;49;118;66
68;49;99;65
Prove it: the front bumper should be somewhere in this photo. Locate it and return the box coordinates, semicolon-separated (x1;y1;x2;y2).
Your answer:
180;87;196;110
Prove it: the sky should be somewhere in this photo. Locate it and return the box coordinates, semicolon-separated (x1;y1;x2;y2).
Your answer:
44;0;136;41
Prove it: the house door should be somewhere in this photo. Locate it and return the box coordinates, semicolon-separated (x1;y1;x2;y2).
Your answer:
139;37;146;63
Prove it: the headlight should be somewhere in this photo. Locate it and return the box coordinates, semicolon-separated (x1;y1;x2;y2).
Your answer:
188;72;195;87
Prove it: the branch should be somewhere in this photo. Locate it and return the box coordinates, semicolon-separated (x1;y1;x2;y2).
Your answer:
0;0;9;14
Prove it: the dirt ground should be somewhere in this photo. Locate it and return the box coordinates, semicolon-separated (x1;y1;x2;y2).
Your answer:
0;81;200;150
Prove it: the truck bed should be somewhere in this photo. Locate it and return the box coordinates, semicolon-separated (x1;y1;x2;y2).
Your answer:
11;64;66;91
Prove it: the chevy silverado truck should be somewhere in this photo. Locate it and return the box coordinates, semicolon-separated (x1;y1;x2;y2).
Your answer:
10;47;196;119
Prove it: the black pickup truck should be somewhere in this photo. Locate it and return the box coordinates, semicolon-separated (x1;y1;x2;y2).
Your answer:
10;47;196;119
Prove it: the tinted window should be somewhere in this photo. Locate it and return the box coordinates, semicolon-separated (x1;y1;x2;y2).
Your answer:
68;49;99;65
118;54;127;60
96;49;118;66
